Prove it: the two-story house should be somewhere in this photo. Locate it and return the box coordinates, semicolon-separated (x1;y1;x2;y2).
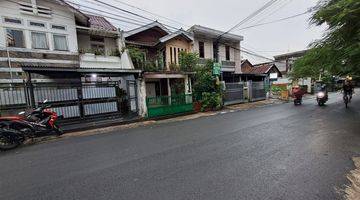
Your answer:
0;0;140;120
76;14;141;114
124;21;194;117
274;50;312;93
188;25;243;82
0;0;86;83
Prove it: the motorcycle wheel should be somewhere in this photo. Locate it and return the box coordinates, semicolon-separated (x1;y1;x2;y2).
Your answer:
0;132;20;150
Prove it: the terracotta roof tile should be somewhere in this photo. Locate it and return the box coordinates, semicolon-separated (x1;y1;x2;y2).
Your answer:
87;15;117;31
242;62;273;74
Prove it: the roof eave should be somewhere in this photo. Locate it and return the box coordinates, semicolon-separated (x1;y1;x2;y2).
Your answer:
189;25;244;42
124;21;171;38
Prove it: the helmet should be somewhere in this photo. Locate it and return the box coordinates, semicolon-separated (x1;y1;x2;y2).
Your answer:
346;76;353;81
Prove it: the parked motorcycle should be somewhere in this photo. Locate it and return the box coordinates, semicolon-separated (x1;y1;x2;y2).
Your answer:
316;91;328;106
0;100;63;150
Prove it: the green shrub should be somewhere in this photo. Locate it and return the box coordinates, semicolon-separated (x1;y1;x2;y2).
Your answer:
201;92;222;111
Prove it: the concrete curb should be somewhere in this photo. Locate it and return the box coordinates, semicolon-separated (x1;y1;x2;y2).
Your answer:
8;99;287;149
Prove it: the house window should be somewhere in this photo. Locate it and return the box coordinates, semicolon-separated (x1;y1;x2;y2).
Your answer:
174;47;177;64
225;45;230;61
170;47;173;63
199;41;205;58
6;29;25;48
4;17;22;24
52;25;66;30
29;21;46;28
53;35;68;51
31;32;48;49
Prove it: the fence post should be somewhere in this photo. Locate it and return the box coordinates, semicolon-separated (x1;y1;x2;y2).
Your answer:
248;80;252;102
25;73;36;108
77;84;85;119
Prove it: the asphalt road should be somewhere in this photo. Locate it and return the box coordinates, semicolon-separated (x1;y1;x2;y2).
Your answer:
1;92;360;200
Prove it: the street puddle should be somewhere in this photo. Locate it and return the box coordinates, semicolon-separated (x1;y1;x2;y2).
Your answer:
344;157;360;200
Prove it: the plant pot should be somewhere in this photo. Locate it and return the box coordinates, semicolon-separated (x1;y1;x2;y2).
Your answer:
193;101;202;112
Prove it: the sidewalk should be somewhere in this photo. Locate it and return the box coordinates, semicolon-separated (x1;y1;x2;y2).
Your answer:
26;98;286;146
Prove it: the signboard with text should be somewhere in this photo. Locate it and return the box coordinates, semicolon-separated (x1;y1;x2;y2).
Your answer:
213;63;222;76
270;73;278;80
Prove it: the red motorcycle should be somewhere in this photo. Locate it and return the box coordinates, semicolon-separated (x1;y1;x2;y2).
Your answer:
0;100;63;150
292;86;304;106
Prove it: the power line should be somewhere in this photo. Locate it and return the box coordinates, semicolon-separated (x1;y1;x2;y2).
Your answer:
213;0;280;63
67;0;285;62
217;0;280;40
78;0;181;31
109;0;190;28
242;0;293;28
67;0;180;31
241;47;275;61
237;10;311;31
90;0;181;31
90;0;153;22
79;10;145;27
66;1;150;25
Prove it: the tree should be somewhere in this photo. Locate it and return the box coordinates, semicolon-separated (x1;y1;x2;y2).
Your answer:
291;0;360;79
192;59;222;110
179;51;199;72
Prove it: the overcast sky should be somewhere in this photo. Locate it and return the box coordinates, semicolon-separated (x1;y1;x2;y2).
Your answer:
76;0;326;64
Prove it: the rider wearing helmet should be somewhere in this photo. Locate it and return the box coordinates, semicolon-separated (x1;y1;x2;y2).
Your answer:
343;77;354;101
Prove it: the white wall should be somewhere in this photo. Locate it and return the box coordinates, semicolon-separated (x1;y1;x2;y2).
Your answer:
0;0;78;53
218;44;235;61
193;37;241;71
193;39;214;59
78;33;134;69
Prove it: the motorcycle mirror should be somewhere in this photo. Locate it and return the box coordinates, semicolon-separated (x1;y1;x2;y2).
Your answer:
18;111;25;115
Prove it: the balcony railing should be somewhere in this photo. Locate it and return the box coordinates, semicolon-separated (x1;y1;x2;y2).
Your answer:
133;61;193;73
79;53;122;69
222;60;236;66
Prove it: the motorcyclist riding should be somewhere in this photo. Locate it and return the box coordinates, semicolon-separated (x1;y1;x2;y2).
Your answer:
292;85;304;105
343;78;354;102
320;84;328;97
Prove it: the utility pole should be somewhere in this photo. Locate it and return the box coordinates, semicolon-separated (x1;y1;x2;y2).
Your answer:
6;48;14;84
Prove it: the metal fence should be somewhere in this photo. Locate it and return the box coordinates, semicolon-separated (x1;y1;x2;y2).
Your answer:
0;83;30;115
223;81;267;105
224;82;246;105
146;94;193;118
250;81;267;101
0;81;138;122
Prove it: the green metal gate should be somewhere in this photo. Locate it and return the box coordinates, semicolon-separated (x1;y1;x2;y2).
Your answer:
146;94;194;118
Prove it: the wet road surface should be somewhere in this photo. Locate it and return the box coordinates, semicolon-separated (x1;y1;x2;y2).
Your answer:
1;92;360;200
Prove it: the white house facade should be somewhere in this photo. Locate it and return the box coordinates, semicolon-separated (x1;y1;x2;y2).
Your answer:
188;25;243;74
0;0;140;119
